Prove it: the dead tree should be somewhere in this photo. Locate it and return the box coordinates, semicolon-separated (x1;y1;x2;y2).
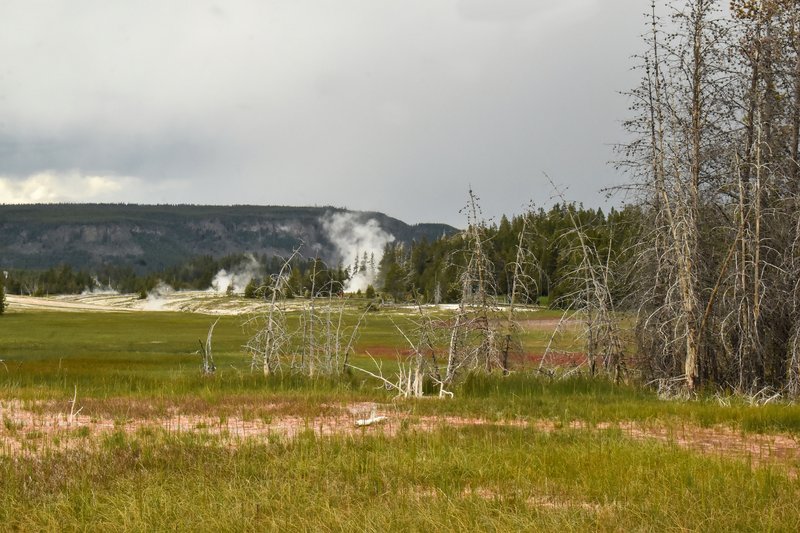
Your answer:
348;189;536;397
545;179;626;381
244;249;301;377
198;318;219;375
621;0;800;395
620;0;727;392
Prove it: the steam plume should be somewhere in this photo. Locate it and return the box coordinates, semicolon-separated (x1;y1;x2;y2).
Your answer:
142;281;174;311
210;253;261;294
322;212;395;293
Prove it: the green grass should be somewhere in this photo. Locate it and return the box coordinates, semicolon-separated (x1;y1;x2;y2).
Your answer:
2;311;800;433
1;307;800;530
0;305;570;395
0;311;391;421
0;426;798;531
0;311;368;395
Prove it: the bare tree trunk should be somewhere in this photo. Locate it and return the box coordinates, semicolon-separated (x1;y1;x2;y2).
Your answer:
792;18;800;183
681;0;710;390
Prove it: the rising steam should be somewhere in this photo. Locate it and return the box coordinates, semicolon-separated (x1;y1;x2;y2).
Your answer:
322;212;395;293
210;253;261;294
142;281;175;311
81;276;118;295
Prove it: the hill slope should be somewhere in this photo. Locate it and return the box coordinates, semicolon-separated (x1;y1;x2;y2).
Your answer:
0;204;456;271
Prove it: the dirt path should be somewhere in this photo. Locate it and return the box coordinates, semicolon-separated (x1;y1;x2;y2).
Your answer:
611;422;800;472
1;400;797;475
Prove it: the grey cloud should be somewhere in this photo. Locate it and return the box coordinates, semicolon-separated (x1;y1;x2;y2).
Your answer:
0;0;644;225
457;0;576;23
0;131;216;179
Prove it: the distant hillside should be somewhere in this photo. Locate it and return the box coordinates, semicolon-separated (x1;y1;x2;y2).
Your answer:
0;204;457;271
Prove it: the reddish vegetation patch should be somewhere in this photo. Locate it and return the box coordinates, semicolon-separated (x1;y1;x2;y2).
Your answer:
359;345;589;369
358;345;415;359
524;351;589;367
517;318;581;329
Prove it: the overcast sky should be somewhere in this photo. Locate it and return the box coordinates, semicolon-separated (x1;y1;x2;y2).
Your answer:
0;0;645;226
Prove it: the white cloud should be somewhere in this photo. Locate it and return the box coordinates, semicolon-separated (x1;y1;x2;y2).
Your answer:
0;171;157;203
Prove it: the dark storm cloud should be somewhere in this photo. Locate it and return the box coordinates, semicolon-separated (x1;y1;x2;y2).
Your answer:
0;0;644;225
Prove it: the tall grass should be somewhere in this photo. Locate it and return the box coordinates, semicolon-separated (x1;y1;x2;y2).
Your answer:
0;426;797;531
2;308;799;529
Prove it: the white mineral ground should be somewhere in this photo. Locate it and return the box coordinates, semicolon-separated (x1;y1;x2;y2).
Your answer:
6;294;563;318
7;293;280;316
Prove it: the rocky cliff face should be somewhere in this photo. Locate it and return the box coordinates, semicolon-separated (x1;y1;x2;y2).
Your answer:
0;204;456;271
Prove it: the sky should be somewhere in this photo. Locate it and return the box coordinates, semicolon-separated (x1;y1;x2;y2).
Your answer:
0;0;645;226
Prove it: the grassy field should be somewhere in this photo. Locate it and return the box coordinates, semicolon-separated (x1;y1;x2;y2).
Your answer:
0;302;574;400
0;303;799;531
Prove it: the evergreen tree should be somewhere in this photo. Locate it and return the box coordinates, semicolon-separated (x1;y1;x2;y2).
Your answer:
287;266;304;298
244;278;261;299
371;203;638;305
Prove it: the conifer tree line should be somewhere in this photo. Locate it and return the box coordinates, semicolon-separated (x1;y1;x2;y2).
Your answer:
621;0;800;393
375;203;638;306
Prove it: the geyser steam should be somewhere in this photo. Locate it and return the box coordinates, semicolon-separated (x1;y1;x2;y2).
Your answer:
322;212;395;293
210;253;261;294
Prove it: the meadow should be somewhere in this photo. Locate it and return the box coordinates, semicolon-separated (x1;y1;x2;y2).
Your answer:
0;300;799;531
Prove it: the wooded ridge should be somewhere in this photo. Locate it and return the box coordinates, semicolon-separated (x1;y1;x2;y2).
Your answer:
0;204;455;272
